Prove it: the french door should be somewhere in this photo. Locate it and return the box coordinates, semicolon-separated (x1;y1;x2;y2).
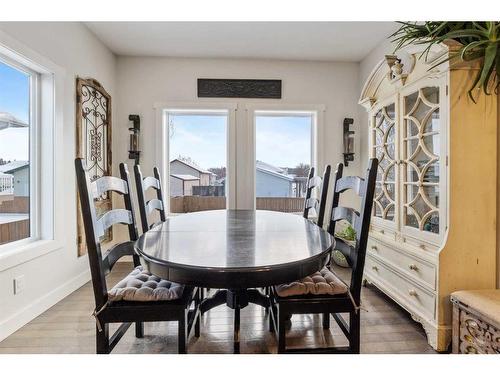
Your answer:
156;103;321;213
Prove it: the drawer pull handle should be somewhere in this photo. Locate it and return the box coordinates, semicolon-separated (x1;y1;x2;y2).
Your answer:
408;264;418;271
371;246;378;251
408;289;418;297
371;266;378;271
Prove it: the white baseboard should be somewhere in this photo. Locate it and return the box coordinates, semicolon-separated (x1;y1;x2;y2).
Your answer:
0;269;91;342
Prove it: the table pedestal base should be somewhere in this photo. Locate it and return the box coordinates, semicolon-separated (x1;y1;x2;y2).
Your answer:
200;289;269;353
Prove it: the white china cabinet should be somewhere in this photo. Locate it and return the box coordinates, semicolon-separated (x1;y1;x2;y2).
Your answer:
359;43;498;351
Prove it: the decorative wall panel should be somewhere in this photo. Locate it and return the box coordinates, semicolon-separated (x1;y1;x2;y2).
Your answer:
197;79;282;98
76;77;112;256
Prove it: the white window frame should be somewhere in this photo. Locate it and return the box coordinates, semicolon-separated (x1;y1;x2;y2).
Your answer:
0;30;65;271
245;103;325;209
153;102;237;211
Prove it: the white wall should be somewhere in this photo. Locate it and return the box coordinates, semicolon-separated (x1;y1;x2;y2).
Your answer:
114;56;361;237
0;22;116;340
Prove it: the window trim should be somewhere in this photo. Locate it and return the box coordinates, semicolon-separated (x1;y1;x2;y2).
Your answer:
0;30;65;271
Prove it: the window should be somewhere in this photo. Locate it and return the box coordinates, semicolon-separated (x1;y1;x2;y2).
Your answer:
255;111;314;213
167;111;228;214
0;57;37;246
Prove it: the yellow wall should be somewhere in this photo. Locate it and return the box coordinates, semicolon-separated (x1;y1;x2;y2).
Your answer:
438;67;498;326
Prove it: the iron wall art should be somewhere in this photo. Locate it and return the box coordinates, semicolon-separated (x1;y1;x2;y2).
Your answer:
198;79;282;99
75;77;112;256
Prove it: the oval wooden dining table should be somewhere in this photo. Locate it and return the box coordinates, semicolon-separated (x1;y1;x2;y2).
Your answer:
134;209;335;353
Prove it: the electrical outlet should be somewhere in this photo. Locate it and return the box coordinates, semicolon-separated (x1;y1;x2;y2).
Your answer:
13;275;25;295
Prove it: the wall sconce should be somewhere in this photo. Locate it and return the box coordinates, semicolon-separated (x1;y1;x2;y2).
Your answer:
343;118;355;166
128;114;140;165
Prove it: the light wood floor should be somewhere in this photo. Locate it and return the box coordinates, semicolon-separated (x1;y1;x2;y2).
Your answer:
0;262;437;354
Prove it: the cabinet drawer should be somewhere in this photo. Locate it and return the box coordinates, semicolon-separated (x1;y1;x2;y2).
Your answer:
367;238;436;289
365;256;436;320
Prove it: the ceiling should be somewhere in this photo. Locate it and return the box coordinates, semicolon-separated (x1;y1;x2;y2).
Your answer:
85;22;397;62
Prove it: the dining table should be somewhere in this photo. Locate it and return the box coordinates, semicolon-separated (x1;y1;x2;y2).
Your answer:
134;209;335;353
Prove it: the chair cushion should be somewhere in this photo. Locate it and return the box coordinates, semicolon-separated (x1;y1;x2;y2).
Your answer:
108;266;184;302
275;267;348;298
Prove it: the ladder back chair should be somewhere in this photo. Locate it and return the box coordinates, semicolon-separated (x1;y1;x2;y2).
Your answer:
303;165;331;228
134;165;166;233
270;159;378;353
75;158;200;354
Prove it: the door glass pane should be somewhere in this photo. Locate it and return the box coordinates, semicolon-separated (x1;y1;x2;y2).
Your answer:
402;87;440;234
168;113;227;214
255;113;312;213
0;60;31;246
372;103;396;221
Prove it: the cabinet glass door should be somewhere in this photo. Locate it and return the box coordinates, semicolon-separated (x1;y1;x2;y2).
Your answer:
372;103;396;222
402;87;440;234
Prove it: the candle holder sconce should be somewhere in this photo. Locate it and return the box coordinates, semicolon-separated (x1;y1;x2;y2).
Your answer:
128;114;140;165
343;118;355;166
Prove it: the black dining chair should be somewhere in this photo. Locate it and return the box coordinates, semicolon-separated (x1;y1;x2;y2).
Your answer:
269;159;378;353
263;165;332;302
303;165;331;228
134;165;166;233
75;158;200;354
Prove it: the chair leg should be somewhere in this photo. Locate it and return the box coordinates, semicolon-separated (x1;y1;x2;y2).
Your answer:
195;289;201;338
178;311;188;354
135;321;144;338
269;305;275;332
349;312;360;354
278;308;287;353
96;323;110;354
322;313;330;329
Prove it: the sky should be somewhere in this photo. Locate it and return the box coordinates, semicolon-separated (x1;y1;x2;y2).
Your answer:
169;114;311;171
0;60;30;161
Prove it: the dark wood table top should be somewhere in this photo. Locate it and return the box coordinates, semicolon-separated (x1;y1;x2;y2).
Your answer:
135;209;334;289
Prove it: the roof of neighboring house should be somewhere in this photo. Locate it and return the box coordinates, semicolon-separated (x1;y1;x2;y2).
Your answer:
170;174;200;181
0;160;29;173
256;160;294;182
0;112;29;131
256;160;286;175
170;158;216;176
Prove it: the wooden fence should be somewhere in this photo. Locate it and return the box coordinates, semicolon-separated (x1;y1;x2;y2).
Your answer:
0;219;29;245
0;197;29;213
170;196;303;213
256;197;303;213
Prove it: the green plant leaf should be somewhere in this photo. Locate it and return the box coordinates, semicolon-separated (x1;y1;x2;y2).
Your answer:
392;21;500;101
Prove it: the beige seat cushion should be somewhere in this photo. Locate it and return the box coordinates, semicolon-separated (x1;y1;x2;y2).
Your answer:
275;267;348;298
108;266;184;302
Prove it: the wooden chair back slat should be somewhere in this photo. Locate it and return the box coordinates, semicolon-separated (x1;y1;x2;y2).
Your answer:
75;158;139;310
327;159;378;302
91;176;129;198
134;165;167;233
143;176;161;191
146;198;164;216
335;175;364;195
308;175;322;188
331;206;360;226
303;165;331;228
96;209;133;238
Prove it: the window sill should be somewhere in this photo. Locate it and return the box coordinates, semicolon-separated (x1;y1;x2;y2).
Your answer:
0;239;63;272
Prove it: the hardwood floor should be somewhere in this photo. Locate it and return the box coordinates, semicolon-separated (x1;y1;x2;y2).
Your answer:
0;262;436;354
